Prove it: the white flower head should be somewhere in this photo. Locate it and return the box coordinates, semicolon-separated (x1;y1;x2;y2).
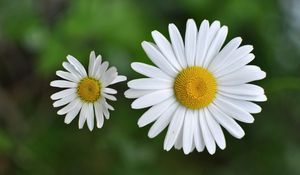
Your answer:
50;51;127;131
125;19;267;154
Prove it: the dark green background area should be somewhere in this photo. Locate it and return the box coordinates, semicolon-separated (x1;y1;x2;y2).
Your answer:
0;0;300;174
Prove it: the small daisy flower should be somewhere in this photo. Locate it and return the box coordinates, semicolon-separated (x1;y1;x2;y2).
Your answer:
50;51;127;131
125;19;266;154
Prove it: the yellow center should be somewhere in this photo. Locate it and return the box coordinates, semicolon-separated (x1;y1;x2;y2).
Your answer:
77;77;101;102
174;66;217;110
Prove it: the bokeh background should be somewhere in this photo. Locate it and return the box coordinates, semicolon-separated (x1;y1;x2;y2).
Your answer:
1;0;300;174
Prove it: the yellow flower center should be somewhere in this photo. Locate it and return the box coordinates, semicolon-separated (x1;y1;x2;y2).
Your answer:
77;77;101;102
174;66;217;110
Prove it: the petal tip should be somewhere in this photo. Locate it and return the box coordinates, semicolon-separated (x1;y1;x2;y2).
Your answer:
208;149;216;155
147;132;154;138
141;41;148;47
183;150;190;155
237;131;245;139
219;144;226;150
151;30;159;36
130;62;138;69
50;81;55;87
187;18;195;23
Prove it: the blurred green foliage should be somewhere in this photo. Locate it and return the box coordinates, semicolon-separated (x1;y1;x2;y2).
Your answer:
0;0;300;174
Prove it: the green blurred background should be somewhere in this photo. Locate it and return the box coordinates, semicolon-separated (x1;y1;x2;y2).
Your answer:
0;0;300;174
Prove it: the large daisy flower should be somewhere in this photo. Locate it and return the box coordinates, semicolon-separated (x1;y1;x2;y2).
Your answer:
125;19;266;154
50;51;127;131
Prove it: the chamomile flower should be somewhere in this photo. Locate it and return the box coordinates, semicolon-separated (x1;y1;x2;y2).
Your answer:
50;51;126;131
125;19;266;154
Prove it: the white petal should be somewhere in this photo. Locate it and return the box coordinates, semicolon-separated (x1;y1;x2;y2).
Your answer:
148;102;179;138
218;91;267;102
95;61;109;79
174;127;183;150
214;95;254;123
91;56;102;77
131;62;171;80
164;106;186;151
96;54;102;63
101;101;110;119
199;109;216;155
86;103;94;131
57;98;80;115
168;23;187;68
213;45;253;74
56;70;79;82
124;89;155;99
217;65;266;85
128;78;173;90
110;75;127;85
53;93;77;107
131;89;173;109
218;84;264;96
64;102;82;124
203;26;228;68
193;111;205;152
208;104;245;139
201;20;220;67
78;103;88;129
224;97;262;114
205;108;226;150
138;97;175;127
207;21;221;42
50;80;77;88
104;101;114;111
208;37;242;71
88;51;96;76
183;109;194;154
62;62;83;79
151;31;181;70
215;53;255;77
142;41;178;77
103;93;116;101
67;55;87;77
185;19;198;66
102;65;117;80
103;88;117;94
50;88;76;100
101;67;118;86
94;102;104;128
190;140;196;153
195;20;210;66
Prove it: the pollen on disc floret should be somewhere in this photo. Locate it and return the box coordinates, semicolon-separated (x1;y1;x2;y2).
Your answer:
174;66;217;110
77;77;101;103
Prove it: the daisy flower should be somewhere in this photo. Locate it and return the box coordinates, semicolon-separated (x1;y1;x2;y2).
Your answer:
125;19;266;154
50;51;127;131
